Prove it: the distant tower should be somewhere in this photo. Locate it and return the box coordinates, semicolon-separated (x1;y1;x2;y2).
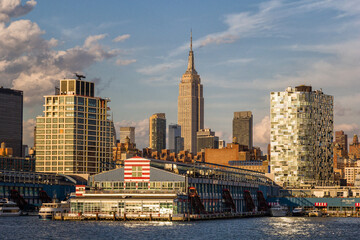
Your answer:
168;124;183;154
177;31;204;153
233;111;253;149
197;129;219;153
120;127;135;144
149;113;166;152
0;87;23;157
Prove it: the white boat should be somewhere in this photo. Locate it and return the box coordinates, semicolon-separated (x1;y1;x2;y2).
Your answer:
0;198;21;217
270;201;288;217
308;209;322;217
38;201;70;220
292;207;304;216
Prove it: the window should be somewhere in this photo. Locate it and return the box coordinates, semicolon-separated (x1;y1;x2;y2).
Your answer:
132;166;142;177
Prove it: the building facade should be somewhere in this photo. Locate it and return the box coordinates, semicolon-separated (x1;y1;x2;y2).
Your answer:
349;135;360;159
270;85;334;187
197;128;219;152
120;127;135;144
35;78;114;175
178;33;204;154
168;124;183;154
149;113;166;152
0;87;23;157
233;111;253;149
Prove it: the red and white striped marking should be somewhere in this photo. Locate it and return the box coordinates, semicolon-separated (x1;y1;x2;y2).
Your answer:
76;185;86;196
315;202;327;207
124;156;150;182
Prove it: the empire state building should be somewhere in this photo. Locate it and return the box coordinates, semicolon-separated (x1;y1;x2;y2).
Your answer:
177;33;204;153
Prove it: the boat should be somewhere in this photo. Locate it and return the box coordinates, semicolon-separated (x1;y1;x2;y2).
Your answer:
292;207;304;216
0;198;21;217
270;201;288;217
38;201;70;220
308;209;322;217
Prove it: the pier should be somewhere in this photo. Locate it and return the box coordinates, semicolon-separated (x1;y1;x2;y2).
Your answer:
53;211;268;221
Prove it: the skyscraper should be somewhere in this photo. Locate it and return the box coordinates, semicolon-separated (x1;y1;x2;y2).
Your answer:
35;77;114;175
178;32;204;153
168;124;183;154
149;113;166;152
233;111;253;149
120;127;135;144
270;85;333;187
0;87;23;157
197;128;219;153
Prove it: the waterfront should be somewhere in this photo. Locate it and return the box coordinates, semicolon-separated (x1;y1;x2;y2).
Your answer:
1;216;359;239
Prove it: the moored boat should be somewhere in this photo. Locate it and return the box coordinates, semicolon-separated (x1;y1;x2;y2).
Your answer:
308;209;322;217
0;198;21;217
270;201;288;217
38;201;70;220
292;207;304;216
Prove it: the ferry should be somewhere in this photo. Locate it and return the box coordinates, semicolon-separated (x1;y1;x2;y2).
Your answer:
270;200;288;217
0;198;21;217
38;201;70;220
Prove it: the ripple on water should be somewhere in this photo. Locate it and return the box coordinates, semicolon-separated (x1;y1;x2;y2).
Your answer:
1;216;360;240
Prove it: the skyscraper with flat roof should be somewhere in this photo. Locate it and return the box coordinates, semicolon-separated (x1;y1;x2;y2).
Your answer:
178;32;204;153
149;113;166;152
120;127;135;144
35;77;114;175
233;111;253;149
197;128;219;153
270;85;333;187
0;87;23;157
168;124;183;154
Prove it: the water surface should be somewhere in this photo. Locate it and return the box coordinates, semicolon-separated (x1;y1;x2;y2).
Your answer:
0;216;358;239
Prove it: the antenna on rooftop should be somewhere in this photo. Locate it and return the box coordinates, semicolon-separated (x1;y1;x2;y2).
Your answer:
74;73;86;80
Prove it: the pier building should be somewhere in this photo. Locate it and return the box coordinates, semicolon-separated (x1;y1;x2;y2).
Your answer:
68;157;280;219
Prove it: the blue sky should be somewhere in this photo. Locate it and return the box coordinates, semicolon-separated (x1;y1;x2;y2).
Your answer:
2;0;360;151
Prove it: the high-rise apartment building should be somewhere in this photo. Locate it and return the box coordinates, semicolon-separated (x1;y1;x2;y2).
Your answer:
233;111;253;149
178;32;204;154
35;77;114;175
120;127;135;144
270;85;333;187
0;87;23;157
168;124;183;154
149;113;166;152
197;129;219;153
335;130;348;152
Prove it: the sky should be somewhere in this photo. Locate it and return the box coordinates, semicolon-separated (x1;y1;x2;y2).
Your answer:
2;0;360;152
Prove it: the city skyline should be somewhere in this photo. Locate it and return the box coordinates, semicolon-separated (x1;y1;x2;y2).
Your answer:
2;0;360;151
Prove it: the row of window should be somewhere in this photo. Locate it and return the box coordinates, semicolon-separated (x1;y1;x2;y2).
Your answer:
46;96;98;107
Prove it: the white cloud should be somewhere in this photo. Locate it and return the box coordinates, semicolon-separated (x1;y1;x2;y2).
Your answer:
23;118;35;147
254;116;270;150
113;34;130;42
116;59;136;66
137;59;185;75
0;2;125;106
0;0;36;23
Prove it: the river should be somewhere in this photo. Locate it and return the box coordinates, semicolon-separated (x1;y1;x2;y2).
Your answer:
0;216;359;239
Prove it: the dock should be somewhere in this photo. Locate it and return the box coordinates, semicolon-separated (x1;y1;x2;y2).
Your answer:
53;211;268;221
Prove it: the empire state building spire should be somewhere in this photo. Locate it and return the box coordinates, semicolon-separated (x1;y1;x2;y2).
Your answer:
186;30;197;74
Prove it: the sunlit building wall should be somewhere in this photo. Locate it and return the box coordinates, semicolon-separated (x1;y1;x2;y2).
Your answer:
270;85;334;187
